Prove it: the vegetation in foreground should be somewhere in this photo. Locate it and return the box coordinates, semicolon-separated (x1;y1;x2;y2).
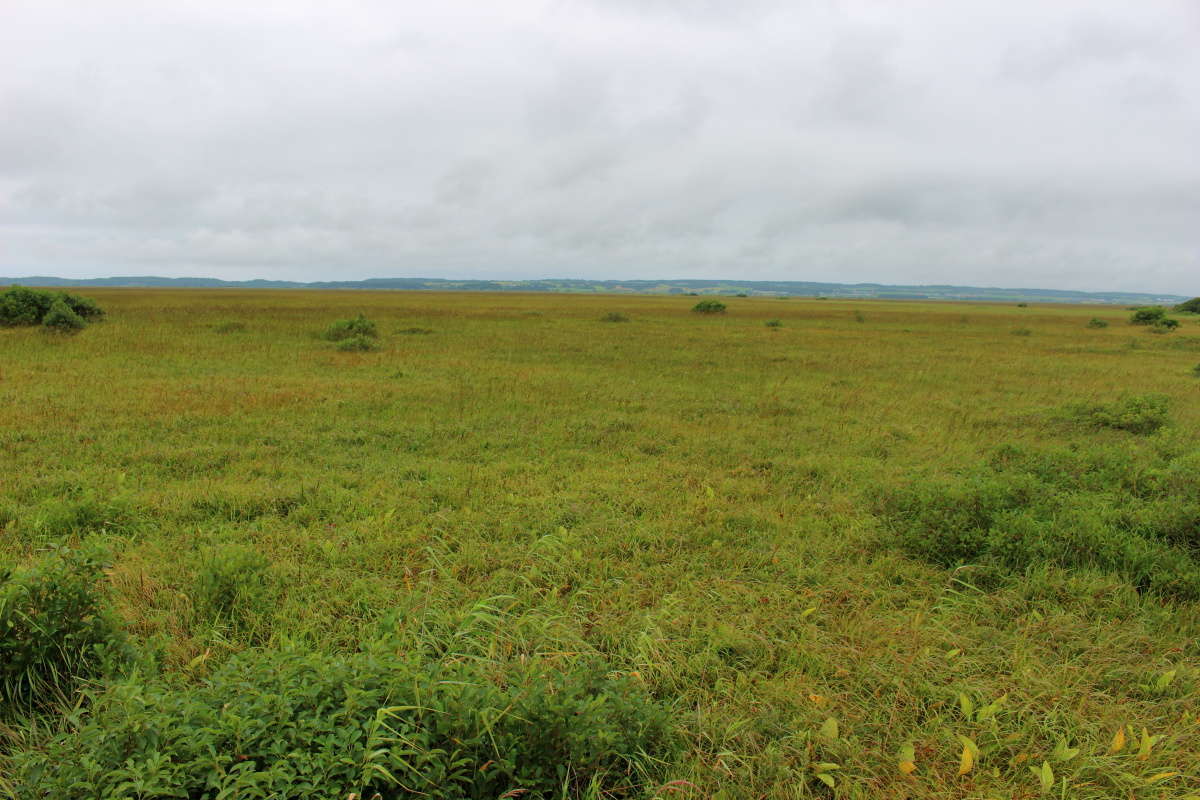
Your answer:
1;290;1199;799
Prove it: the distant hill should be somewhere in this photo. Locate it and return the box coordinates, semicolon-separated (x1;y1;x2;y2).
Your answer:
1;275;1188;305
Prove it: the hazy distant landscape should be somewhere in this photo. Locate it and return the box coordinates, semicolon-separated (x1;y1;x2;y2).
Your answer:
3;275;1187;305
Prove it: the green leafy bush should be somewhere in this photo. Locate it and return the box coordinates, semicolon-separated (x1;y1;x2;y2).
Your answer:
877;443;1200;599
1130;307;1166;325
9;649;675;799
1150;318;1180;333
336;334;378;352
1068;394;1170;435
0;545;128;714
1086;318;1109;329
1174;297;1200;314
691;299;726;314
600;312;630;323
1012;327;1031;336
322;314;378;341
42;299;86;333
0;286;104;328
212;321;246;334
765;319;782;328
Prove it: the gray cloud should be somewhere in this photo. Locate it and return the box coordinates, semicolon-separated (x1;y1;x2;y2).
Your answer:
1;0;1197;292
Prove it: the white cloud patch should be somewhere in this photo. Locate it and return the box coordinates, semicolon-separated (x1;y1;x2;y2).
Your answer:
1;0;1197;292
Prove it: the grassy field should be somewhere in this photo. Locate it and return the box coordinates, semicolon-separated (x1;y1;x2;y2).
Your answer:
2;289;1199;798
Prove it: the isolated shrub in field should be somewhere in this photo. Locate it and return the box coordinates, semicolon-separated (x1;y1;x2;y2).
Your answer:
691;299;726;314
1149;318;1180;333
192;544;272;633
1193;363;1200;378
336;334;378;352
1130;306;1166;325
212;321;246;333
1069;393;1170;435
321;314;378;341
0;545;127;714
10;649;675;799
600;311;630;322
1086;318;1109;329
877;443;1200;599
1174;297;1200;313
765;319;782;328
41;299;87;333
1012;327;1031;336
1;286;104;328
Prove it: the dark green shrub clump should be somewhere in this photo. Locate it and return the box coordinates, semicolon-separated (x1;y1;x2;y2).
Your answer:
1068;393;1170;434
691;299;726;314
41;299;87;332
1086;318;1109;329
878;443;1200;599
0;286;104;329
1130;306;1165;324
10;649;675;799
0;545;128;714
1149;318;1180;333
1174;297;1200;314
600;312;630;323
322;314;378;341
337;334;378;352
765;319;782;328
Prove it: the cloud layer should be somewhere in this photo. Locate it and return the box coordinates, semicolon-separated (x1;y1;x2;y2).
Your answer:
2;0;1198;292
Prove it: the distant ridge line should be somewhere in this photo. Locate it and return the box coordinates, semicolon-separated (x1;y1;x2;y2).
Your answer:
0;275;1188;305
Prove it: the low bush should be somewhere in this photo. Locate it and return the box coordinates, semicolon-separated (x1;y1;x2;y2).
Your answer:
0;545;128;715
1086;318;1108;329
691;299;726;314
0;286;104;328
1150;318;1180;333
336;334;378;352
1011;327;1031;336
322;314;378;341
1193;363;1200;378
1067;393;1170;434
212;321;246;334
600;312;630;323
9;649;675;799
877;443;1200;599
1130;306;1166;325
42;299;87;333
1174;297;1200;314
765;319;782;328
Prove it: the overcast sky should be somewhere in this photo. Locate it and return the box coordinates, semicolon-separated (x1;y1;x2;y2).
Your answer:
2;0;1198;293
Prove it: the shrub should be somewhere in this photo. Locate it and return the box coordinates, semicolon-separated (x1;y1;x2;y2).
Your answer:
212;321;246;334
1174;297;1200;314
1086;318;1109;329
1012;327;1032;336
0;545;128;714
877;443;1200;599
1150;318;1180;333
9;649;676;799
691;299;726;314
765;319;782;328
336;334;378;352
1193;363;1200;378
1130;306;1166;325
600;312;630;323
42;299;87;333
322;314;378;341
0;287;103;328
192;544;272;634
1017;302;1028;307
1069;394;1170;435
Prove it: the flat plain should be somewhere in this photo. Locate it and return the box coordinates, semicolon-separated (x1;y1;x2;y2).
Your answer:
2;289;1199;799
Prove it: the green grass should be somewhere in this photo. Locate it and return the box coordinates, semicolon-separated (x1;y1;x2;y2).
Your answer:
1;290;1198;798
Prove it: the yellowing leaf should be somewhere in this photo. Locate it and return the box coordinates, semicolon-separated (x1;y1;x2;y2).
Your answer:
1138;727;1161;761
958;693;974;719
898;760;917;775
958;744;974;776
1029;761;1053;793
897;741;916;775
1108;727;1126;754
1146;772;1179;784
